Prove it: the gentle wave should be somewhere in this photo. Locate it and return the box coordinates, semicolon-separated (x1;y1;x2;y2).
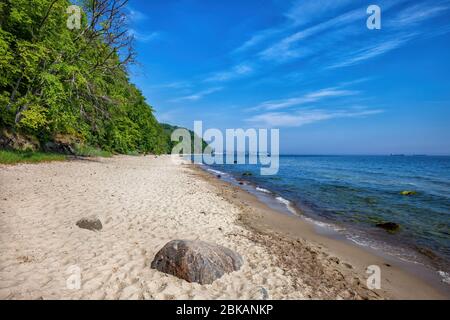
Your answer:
206;168;226;176
275;196;298;215
256;187;271;194
303;215;344;232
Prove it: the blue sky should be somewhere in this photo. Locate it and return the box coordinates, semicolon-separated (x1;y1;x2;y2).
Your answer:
127;0;450;155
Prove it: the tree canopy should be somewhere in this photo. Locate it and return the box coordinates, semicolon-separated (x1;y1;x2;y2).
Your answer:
0;0;175;154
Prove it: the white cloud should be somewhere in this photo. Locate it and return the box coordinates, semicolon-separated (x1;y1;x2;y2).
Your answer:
205;64;253;82
253;87;359;111
150;81;192;89
234;0;356;55
259;8;364;62
170;87;223;102
202;0;449;90
127;8;148;23
390;2;450;27
232;28;282;54
128;29;160;43
247;108;383;127
285;0;355;26
326;35;415;69
255;0;441;66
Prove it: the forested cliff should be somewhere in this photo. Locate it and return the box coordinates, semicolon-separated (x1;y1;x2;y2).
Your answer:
0;0;179;155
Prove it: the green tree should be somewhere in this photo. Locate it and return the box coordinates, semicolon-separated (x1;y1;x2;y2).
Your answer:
0;0;175;155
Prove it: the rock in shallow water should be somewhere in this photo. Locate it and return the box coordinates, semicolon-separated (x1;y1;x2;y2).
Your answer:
76;216;102;231
376;222;400;233
151;240;243;284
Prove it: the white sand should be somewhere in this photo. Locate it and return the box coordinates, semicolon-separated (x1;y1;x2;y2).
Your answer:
3;155;446;300
0;155;303;300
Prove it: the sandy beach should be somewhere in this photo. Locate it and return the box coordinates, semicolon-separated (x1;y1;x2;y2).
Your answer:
0;155;448;300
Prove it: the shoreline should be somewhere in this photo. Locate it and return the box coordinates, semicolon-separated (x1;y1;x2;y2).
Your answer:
0;155;448;300
192;163;450;299
202;163;450;281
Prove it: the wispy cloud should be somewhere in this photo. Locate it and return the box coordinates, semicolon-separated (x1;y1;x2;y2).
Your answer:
389;1;450;27
157;0;450;119
247;108;383;128
126;7;160;44
324;1;450;70
326;34;415;69
232;28;282;54
285;0;355;26
250;0;447;67
128;29;160;43
252;87;359;111
205;64;253;82
150;81;192;90
170;87;223;102
206;0;449;88
259;8;364;62
127;7;148;23
234;0;356;55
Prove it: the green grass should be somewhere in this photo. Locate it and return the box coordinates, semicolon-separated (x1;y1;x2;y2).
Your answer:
0;150;67;164
126;150;140;156
73;144;113;158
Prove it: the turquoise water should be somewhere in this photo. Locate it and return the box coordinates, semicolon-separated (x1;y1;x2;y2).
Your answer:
206;155;450;276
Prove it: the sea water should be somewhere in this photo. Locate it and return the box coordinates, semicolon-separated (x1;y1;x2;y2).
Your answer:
204;155;450;283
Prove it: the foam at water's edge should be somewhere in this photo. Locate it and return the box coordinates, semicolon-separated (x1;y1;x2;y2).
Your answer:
302;215;344;232
256;187;271;194
346;233;420;265
275;196;298;215
206;168;227;176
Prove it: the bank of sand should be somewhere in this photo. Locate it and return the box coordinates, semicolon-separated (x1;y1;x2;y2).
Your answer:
0;155;447;299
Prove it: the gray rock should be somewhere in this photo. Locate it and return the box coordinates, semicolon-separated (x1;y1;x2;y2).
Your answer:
151;240;243;284
76;216;102;231
44;141;75;155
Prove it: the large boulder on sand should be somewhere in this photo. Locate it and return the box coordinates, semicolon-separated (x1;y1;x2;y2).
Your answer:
151;240;243;284
76;216;102;231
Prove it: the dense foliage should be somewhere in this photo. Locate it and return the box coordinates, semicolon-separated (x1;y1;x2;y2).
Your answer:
0;0;174;154
161;123;209;153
